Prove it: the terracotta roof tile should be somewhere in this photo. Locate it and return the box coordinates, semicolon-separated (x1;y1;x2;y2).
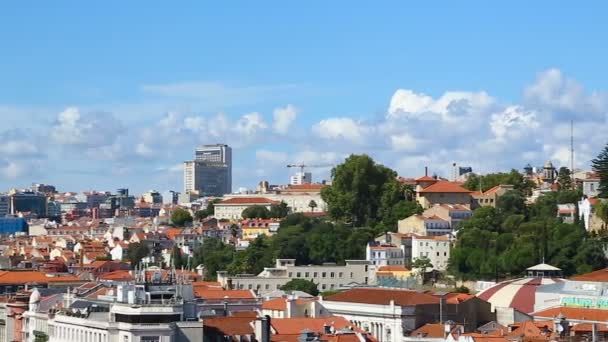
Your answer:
0;271;80;284
571;268;608;282
533;306;608;321
220;197;279;205
325;288;439;306
262;297;287;311
419;181;472;193
204;316;255;336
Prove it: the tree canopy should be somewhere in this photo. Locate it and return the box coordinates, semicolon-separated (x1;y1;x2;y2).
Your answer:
449;190;606;280
281;279;319;296
463;170;535;195
592;143;608;198
321;154;405;227
171;208;193;227
127;243;150;269
242;205;271;219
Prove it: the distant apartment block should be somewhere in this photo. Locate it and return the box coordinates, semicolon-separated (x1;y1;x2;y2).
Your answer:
290;172;312;185
217;258;369;295
0;195;8;217
184;144;232;196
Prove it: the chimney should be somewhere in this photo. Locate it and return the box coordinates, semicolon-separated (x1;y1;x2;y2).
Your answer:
425;166;428;177
223;296;229;316
323;323;332;334
261;315;271;342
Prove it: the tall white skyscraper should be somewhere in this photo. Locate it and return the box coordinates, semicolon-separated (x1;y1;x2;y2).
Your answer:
184;144;232;196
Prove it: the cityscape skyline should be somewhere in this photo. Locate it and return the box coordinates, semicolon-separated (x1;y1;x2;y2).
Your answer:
1;2;607;194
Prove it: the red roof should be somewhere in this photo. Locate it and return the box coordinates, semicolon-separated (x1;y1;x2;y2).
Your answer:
571;268;608;282
419;181;472;194
377;265;410;272
533;306;608;321
194;289;255;300
325;288;439;306
271;317;355;335
262;297;288;311
0;271;81;284
97;270;134;281
204;316;256;336
416;175;439;182
284;184;325;191
220;197;279;205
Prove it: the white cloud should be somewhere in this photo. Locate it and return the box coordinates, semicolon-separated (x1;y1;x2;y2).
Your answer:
135;143;154;157
50;107;123;147
524;68;608;117
313;117;369;143
388;89;494;120
235;112;268;137
256;150;289;165
0;160;26;179
0;140;39;157
273;104;298;134
490;106;539;140
390;133;419;151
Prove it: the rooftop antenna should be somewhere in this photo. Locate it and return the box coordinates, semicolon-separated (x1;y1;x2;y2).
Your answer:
570;120;575;189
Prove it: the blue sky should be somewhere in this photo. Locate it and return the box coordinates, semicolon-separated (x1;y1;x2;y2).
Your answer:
1;2;607;194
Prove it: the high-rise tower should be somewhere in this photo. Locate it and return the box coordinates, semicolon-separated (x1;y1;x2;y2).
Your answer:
184;144;232;196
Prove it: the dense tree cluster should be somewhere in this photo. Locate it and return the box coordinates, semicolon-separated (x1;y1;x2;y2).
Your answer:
321;154;421;231
195;199;221;221
241;202;290;219
171;208;193;227
192;214;374;280
127;242;150;269
449;189;606;280
281;279;319;296
463;169;535;194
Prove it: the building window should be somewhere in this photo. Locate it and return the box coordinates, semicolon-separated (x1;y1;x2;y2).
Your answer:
141;337;160;342
322;284;327;290
265;284;270;290
296;272;301;278
322;272;326;278
330;272;335;278
444;252;447;256
350;272;354;278
248;284;253;289
305;272;309;277
338;272;343;278
288;272;292;277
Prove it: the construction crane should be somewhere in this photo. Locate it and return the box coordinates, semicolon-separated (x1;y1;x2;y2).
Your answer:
286;163;333;174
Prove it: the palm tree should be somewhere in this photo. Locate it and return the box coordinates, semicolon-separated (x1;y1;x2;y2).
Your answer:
308;200;318;212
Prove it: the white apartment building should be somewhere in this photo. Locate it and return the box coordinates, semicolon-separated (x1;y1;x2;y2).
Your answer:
411;235;451;271
217;258;369;295
366;243;406;283
223;184;327;214
290;172;312;185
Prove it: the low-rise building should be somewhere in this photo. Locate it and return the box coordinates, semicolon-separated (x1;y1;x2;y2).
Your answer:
471;184;515;208
398;215;452;236
416;181;472;209
217;258;369;295
214;197;279;220
411;235;451;271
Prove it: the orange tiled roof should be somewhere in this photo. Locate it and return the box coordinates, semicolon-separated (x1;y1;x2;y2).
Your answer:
271;317;354;335
533;306;608;321
98;270;133;281
377;265;410;272
571;268;608;282
204;316;255;336
262;297;287;311
419;181;472;193
410;323;445;338
325;288;439;306
416;176;439;182
0;271;80;284
220;197;279;205
194;289;255;300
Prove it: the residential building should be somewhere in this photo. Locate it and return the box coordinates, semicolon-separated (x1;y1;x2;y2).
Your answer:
290;172;312;185
416;181;472;209
411;235;451;271
471;184;515;208
366;242;405;282
557;203;576;223
217;258;369;295
31;183;57;194
184;144;232;196
214;197;279;220
398;215;452;236
240;219;280;241
577;172;601;197
423;204;472;230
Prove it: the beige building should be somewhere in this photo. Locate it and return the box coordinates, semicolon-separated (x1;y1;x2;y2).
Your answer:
416;180;472;209
398;215;451;236
213;197;279;220
223;184;327;214
217;258;369;295
471;184;515;208
422;204;472;230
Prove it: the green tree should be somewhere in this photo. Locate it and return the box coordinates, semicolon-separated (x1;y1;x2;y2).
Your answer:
171;246;187;269
557;167;573;190
592;143;608;198
270;201;290;218
192;238;235;280
281;279;319;296
127;243;150;269
412;256;433;277
321;154;401;226
464;170;535;195
242;205;271;219
496;190;526;216
226;235;274;275
595;201;608;230
308;200;318;212
171;208;193;227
